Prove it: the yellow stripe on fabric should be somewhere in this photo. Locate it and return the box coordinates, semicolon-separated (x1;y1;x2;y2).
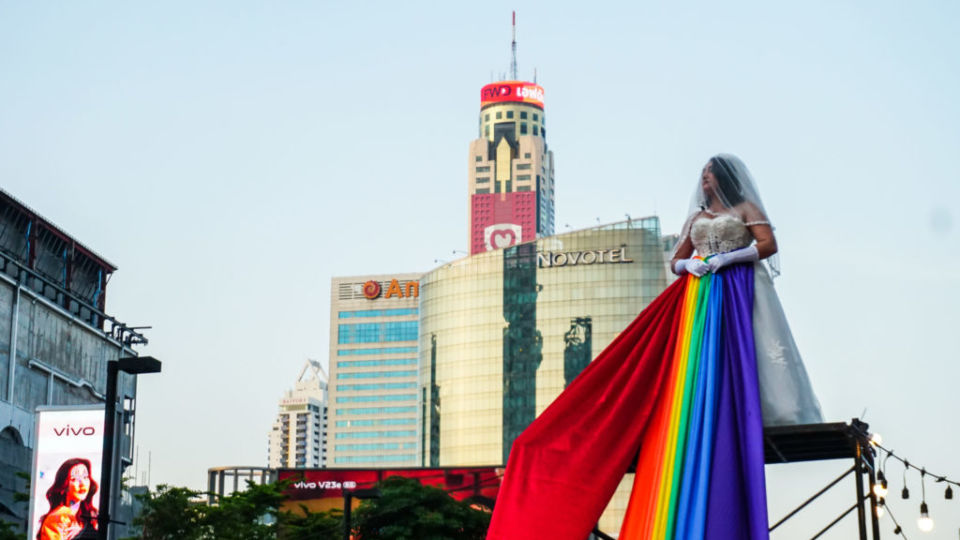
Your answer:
664;274;713;539
621;276;697;540
650;274;702;539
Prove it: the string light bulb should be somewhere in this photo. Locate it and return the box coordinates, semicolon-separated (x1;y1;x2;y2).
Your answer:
874;470;888;498
945;485;953;500
870;432;883;446
876;497;885;518
902;460;910;499
917;501;933;532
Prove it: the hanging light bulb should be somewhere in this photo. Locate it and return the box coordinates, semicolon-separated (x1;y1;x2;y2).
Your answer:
870;432;883;446
902;460;910;499
945;485;953;500
876;497;885;518
874;470;889;498
917;501;934;532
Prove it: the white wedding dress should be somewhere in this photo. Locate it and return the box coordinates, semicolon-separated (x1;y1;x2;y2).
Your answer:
691;214;823;426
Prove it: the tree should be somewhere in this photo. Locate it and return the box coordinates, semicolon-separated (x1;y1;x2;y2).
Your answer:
278;506;341;540
129;481;341;540
132;485;207;540
0;521;25;540
351;476;490;540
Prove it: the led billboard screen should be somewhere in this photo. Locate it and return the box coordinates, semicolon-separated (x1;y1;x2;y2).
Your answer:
480;81;544;108
278;466;502;514
28;406;104;540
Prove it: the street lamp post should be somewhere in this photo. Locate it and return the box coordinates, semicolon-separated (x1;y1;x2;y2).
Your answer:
343;487;381;540
98;356;161;540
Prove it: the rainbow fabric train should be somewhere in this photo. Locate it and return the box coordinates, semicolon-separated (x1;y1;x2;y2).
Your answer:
487;263;769;540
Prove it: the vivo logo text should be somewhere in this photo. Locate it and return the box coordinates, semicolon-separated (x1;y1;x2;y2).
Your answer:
53;425;97;436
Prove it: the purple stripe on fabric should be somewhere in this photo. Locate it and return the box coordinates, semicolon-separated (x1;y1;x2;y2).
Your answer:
704;263;769;540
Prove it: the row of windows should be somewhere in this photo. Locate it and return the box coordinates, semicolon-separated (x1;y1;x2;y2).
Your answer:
336;359;417;369
337;346;417;356
483;124;545;138
335;406;418;415
335;394;417;404
334;454;417;464
337;370;417;379
336;382;417;391
337;321;418;344
335;430;417;439
338;308;418;319
335;442;417;452
335;418;416;427
485;111;542;122
476;152;543;162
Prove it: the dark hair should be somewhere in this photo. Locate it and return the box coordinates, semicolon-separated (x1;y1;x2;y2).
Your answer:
708;156;745;207
37;458;98;538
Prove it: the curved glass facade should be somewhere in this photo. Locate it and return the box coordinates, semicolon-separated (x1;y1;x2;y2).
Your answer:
419;217;671;531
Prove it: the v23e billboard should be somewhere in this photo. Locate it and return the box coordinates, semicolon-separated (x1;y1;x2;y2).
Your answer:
278;466;502;514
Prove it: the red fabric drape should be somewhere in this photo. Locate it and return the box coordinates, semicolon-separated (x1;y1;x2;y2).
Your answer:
486;278;689;540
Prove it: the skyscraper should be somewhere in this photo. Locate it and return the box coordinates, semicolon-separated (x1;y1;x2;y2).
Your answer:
327;274;420;467
268;360;328;469
468;33;555;255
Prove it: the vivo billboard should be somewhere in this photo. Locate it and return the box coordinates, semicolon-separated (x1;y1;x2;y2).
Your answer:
28;406;104;540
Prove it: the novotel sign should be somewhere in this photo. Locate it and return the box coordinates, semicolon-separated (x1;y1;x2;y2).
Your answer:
537;247;634;268
481;81;545;108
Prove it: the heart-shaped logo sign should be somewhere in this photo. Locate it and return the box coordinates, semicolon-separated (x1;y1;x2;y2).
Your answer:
484;223;523;251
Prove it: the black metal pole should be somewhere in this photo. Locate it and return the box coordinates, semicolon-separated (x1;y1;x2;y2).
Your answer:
864;448;882;540
343;491;352;540
98;360;119;540
854;444;868;540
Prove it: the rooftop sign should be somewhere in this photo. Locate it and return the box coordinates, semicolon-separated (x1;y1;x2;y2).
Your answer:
481;81;544;109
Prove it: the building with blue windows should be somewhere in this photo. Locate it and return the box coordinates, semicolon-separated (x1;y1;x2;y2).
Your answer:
327;273;421;467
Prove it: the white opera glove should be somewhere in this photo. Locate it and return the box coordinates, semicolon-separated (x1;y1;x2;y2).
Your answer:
706;245;759;273
673;258;710;277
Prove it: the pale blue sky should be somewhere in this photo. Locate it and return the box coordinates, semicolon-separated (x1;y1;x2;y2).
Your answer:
2;2;958;537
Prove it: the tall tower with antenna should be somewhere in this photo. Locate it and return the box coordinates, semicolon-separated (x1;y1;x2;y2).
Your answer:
467;12;555;255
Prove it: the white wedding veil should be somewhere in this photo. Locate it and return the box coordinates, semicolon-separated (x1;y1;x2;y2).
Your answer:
674;153;781;277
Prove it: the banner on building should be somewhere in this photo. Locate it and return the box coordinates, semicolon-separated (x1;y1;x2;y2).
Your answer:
28;406;105;540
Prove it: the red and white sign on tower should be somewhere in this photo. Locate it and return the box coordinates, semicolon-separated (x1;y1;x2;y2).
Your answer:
480;82;544;109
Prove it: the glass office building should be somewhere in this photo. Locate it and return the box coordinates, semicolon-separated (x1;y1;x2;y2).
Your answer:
328;273;421;467
419;217;672;531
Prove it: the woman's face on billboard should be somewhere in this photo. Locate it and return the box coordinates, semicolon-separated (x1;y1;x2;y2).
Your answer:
66;464;90;504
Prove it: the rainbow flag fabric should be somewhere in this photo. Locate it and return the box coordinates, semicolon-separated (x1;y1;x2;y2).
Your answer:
486;264;768;540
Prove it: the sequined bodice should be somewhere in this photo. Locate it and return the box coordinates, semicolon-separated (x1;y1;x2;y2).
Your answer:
690;215;753;256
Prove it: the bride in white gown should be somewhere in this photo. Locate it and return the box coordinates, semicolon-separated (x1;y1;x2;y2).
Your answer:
670;153;823;426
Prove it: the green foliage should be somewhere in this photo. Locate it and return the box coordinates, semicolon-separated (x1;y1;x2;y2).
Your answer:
202;482;284;540
12;471;30;504
278;506;341;540
0;520;25;540
128;481;341;540
127;475;490;540
132;485;207;540
352;476;490;540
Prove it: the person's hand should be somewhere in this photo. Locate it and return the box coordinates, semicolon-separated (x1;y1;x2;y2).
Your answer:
706;253;731;273
674;258;709;277
707;246;759;273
